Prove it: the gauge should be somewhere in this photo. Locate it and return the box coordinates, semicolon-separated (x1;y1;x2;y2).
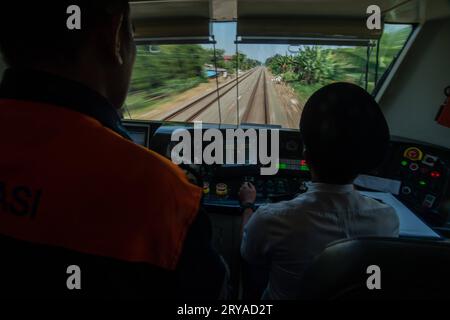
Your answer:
286;140;299;152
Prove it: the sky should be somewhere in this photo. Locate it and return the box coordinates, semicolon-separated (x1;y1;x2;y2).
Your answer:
203;22;410;63
203;22;293;63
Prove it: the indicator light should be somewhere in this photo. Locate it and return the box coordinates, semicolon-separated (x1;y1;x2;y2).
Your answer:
300;160;309;171
403;147;423;161
430;171;441;178
401;160;408;166
279;163;287;169
419;180;427;187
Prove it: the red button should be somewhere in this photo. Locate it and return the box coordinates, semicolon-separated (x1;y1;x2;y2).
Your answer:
431;171;441;178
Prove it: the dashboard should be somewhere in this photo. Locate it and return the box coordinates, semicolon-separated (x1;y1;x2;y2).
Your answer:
123;120;450;228
144;123;311;213
373;138;450;226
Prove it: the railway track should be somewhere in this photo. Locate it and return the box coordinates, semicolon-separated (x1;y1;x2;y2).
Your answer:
241;68;270;124
161;68;258;122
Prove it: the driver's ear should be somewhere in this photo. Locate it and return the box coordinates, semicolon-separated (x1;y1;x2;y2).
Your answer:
112;14;124;65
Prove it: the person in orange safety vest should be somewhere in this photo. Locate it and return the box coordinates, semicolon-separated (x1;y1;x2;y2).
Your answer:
0;0;226;299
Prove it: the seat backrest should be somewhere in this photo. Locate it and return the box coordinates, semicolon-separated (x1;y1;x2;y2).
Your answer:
0;234;175;299
297;237;450;300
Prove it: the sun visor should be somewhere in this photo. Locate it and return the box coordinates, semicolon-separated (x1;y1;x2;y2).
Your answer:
133;18;212;44
131;0;212;44
237;18;383;46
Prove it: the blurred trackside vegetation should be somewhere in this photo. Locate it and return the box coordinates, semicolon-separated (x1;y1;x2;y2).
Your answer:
266;25;413;103
125;45;259;114
125;24;412;120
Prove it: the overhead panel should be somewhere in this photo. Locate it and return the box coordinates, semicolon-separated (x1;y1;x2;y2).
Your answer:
237;17;383;45
130;0;212;43
236;0;390;44
211;0;237;21
128;0;448;44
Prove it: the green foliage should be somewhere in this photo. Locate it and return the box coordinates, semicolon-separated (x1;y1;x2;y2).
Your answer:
282;71;298;82
127;44;214;112
126;77;205;112
230;52;261;71
295;47;337;84
124;25;412;115
266;25;412;102
127;45;263;114
267;47;337;85
130;45;209;94
126;44;264;113
266;54;294;75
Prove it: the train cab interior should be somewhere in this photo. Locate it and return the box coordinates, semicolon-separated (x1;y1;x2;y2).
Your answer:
1;0;450;300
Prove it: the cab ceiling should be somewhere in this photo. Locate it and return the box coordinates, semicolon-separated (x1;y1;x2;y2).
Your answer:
130;0;450;23
129;0;450;41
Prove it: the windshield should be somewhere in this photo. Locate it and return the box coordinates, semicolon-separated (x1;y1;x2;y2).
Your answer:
125;23;413;129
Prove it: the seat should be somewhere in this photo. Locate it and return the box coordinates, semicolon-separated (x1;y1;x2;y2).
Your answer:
0;233;176;299
297;237;450;300
0;209;227;299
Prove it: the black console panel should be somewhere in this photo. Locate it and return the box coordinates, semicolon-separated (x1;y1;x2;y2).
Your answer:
372;138;450;225
122;121;450;226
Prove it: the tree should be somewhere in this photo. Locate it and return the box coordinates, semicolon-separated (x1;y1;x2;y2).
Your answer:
266;47;337;85
230;52;260;71
266;54;295;75
292;46;337;85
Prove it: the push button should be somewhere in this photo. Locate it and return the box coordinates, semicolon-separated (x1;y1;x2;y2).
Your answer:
423;194;436;208
401;186;412;195
422;154;438;167
216;183;228;196
404;147;423;161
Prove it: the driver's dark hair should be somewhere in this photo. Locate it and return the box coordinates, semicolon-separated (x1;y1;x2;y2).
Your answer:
300;82;390;184
0;0;130;67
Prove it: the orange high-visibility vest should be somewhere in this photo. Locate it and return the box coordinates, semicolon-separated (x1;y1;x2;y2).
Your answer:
0;99;202;270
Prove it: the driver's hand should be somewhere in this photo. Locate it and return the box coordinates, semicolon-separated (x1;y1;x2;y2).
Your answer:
239;182;256;204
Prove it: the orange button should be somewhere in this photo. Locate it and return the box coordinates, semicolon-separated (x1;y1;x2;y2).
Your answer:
216;183;228;196
404;147;423;161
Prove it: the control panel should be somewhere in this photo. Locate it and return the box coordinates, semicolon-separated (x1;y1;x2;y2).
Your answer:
199;164;308;211
123;121;450;224
373;140;450;225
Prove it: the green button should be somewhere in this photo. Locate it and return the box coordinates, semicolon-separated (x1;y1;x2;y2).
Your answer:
401;160;408;166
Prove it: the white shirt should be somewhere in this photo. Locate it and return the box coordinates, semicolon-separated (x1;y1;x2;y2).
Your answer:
241;183;400;300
